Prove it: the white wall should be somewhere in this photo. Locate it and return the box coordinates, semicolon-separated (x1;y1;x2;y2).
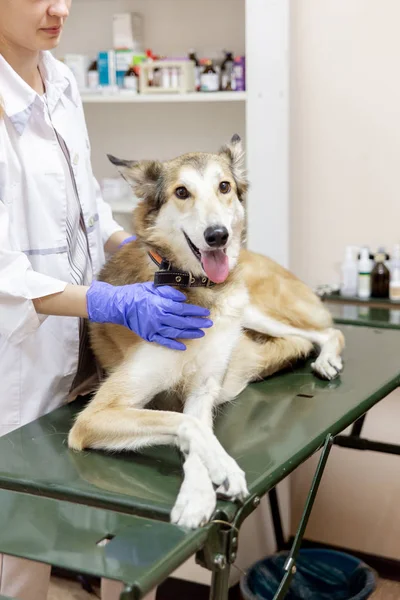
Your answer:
290;0;400;559
290;0;400;289
291;392;400;559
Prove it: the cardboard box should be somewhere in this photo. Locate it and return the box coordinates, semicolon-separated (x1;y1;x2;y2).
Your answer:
113;13;143;52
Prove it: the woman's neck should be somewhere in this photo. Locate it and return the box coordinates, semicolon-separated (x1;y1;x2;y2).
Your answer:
1;43;44;94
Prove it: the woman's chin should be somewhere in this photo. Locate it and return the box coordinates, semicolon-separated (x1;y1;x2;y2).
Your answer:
37;33;62;51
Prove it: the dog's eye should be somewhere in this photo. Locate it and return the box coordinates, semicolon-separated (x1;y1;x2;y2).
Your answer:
219;181;231;194
175;186;190;200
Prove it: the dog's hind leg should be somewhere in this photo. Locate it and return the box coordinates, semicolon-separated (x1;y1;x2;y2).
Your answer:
219;334;314;404
243;305;345;381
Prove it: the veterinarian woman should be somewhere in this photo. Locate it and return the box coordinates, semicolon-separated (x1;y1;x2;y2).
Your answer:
0;0;212;598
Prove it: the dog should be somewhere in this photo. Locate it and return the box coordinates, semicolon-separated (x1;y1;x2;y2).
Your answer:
68;135;344;528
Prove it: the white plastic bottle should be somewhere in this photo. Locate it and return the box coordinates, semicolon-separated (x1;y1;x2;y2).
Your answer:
170;67;179;89
340;246;358;297
389;244;400;272
162;67;171;89
389;244;400;302
357;246;372;300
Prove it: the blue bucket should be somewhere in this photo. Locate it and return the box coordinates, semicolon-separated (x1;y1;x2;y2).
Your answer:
240;549;376;600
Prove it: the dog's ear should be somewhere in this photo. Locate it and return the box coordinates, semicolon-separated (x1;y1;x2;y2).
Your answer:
107;155;165;207
219;134;248;201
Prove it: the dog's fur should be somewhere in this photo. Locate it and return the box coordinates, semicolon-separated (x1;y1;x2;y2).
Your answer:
68;136;344;528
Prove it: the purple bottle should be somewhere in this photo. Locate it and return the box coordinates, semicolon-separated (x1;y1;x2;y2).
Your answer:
233;56;246;91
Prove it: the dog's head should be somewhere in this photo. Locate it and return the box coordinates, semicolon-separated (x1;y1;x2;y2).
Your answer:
108;134;248;284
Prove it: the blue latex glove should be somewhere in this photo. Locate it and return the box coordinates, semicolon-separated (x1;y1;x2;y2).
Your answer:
87;280;213;351
118;235;137;249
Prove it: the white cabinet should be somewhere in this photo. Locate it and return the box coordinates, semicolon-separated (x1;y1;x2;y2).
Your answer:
57;0;289;264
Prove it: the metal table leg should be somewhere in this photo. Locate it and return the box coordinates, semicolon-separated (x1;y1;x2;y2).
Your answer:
209;563;231;600
335;411;400;454
350;414;366;437
268;487;286;551
272;434;333;600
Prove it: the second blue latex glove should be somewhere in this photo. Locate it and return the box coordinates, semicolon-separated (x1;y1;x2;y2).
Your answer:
87;280;213;351
118;235;137;248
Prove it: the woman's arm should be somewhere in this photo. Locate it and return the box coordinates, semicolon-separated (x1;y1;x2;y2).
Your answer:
34;230;138;317
33;283;89;318
104;230;133;254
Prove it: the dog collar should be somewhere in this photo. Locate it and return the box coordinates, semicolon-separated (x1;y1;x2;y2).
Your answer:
148;250;216;288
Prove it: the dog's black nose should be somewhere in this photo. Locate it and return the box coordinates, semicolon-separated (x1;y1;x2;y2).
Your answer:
204;226;229;248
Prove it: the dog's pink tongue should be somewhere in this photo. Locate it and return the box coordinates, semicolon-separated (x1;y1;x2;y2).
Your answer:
201;250;230;283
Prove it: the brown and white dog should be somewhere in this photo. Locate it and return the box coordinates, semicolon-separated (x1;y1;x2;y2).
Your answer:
68;135;344;528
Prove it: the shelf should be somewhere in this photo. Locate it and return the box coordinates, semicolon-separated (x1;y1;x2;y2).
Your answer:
81;91;247;104
322;292;400;308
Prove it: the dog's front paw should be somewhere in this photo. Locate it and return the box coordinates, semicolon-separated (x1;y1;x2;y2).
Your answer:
171;454;217;529
215;456;249;503
201;440;249;502
178;419;249;506
312;353;343;380
201;441;249;502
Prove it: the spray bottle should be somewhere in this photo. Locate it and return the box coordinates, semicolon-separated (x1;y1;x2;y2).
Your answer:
340;246;358;297
357;246;372;300
390;244;400;302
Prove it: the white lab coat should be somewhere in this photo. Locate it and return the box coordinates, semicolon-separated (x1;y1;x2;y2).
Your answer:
0;51;123;437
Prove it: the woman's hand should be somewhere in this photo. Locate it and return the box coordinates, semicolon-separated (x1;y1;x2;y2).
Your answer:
86;280;213;351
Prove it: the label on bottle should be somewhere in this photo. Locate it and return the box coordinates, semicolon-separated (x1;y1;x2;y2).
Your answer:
389;283;400;301
195;66;202;90
88;70;99;89
200;73;219;92
358;273;371;299
124;76;138;92
233;63;245;91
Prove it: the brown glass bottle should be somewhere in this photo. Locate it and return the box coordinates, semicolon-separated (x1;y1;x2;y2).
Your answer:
221;51;234;91
371;251;390;298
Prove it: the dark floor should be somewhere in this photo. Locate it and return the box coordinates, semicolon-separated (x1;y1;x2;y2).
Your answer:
48;575;400;600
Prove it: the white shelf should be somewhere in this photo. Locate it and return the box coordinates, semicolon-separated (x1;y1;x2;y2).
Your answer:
81;91;247;104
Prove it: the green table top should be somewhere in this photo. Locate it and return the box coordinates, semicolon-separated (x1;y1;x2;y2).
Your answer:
327;302;400;330
0;488;209;599
323;292;400;307
0;325;399;525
